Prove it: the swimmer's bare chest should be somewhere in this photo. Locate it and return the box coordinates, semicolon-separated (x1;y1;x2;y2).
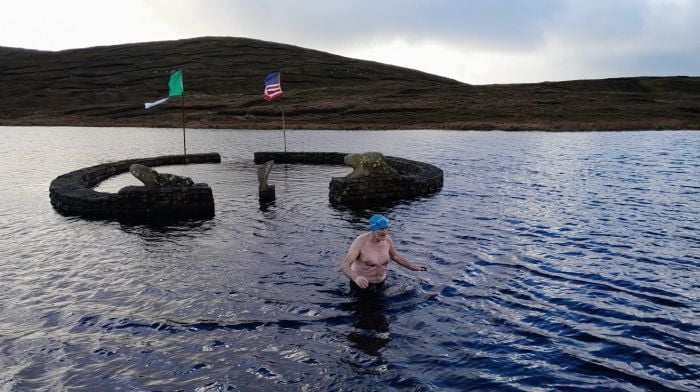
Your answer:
352;239;391;272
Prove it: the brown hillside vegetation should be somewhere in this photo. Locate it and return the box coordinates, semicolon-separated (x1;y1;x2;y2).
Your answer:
1;36;700;130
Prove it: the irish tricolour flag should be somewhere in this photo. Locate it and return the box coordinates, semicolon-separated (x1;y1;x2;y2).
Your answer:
144;70;184;109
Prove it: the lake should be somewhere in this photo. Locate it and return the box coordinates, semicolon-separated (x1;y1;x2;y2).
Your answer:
0;127;698;391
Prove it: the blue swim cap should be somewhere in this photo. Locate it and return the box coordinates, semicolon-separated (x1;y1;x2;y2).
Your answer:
369;214;390;231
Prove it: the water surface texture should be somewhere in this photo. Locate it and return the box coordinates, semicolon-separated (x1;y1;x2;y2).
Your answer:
0;127;698;391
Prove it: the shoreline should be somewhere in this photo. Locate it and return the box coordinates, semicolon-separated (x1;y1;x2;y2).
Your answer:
1;122;696;132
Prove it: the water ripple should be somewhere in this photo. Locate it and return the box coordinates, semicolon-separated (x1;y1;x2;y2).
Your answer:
1;128;699;390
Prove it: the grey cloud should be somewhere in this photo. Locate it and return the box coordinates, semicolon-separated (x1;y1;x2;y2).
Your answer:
201;0;563;51
544;0;700;79
176;0;700;82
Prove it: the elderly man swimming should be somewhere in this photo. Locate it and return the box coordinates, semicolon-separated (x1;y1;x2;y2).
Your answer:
341;214;428;290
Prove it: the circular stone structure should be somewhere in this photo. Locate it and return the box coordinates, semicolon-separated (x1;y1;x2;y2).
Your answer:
49;153;221;219
253;151;443;205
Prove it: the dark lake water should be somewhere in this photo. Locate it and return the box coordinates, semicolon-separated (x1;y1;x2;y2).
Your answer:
0;127;698;391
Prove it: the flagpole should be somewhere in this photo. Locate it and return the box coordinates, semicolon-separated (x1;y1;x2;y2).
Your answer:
181;94;186;157
281;102;287;153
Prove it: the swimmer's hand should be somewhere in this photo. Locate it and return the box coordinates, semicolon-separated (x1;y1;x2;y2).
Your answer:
411;263;428;272
353;276;370;289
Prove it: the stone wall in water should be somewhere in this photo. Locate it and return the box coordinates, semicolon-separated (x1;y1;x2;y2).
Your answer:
253;152;443;205
49;153;221;219
254;152;347;165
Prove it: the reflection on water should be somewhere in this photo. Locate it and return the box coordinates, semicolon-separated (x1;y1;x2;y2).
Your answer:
0;127;698;391
348;304;391;357
342;273;425;357
344;285;392;357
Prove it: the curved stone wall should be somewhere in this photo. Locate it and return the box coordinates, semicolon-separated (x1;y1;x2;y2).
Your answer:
253;152;443;205
50;153;221;219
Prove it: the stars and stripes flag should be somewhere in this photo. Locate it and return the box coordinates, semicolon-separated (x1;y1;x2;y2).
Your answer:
264;71;283;102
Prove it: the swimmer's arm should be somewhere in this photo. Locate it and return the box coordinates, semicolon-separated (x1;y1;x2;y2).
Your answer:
389;238;428;272
340;237;370;288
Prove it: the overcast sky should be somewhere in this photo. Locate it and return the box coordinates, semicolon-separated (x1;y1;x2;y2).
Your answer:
2;0;698;84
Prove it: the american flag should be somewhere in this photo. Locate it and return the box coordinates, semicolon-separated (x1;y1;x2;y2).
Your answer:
264;71;283;102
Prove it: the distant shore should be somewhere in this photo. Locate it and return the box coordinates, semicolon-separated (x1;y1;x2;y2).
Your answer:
1;120;695;132
2;37;700;131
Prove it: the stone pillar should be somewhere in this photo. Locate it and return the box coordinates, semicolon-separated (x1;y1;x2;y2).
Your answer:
258;160;275;203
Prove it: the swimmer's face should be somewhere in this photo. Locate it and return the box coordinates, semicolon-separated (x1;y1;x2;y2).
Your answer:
372;227;389;240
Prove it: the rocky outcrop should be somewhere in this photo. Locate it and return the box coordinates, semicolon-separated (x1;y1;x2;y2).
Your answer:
344;152;398;179
130;164;195;187
49;153;221;219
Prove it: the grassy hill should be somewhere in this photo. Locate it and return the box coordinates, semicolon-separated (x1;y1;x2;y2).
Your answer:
2;36;700;130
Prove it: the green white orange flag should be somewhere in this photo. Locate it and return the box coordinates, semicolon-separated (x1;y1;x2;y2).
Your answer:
168;70;183;97
145;70;183;109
